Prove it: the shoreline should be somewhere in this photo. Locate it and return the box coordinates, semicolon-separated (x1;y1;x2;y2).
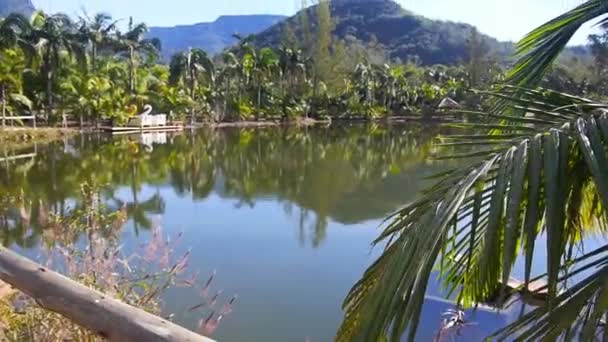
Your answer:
0;128;77;150
193;117;329;128
0;115;445;147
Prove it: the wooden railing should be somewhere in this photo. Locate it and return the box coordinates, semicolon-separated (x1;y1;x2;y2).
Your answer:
0;248;214;342
1;115;37;128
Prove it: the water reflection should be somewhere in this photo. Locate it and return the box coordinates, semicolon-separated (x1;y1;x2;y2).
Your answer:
0;124;443;248
0;125;508;341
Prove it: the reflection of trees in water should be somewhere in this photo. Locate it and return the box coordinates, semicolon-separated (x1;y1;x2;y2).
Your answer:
0;125;443;248
206;125;445;247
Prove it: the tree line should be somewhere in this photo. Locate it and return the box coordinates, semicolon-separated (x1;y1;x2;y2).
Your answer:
0;7;502;128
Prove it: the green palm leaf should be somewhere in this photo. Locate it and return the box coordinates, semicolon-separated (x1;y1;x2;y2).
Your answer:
507;0;608;87
337;88;608;341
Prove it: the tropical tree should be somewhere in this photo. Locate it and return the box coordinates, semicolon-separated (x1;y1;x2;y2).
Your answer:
278;46;308;94
339;1;608;341
76;12;118;73
0;13;31;50
0;49;31;127
0;14;33;127
169;48;214;124
114;17;161;95
250;47;279;115
26;11;84;120
217;51;242;120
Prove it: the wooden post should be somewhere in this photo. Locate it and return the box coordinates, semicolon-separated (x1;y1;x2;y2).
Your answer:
0;248;214;342
1;85;5;129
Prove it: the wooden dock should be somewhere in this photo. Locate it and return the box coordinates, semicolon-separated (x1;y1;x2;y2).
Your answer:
100;125;184;135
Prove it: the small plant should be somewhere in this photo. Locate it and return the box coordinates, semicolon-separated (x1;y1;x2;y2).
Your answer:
435;308;478;342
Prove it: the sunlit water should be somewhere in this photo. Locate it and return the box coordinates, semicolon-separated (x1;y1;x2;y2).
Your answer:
0;125;514;341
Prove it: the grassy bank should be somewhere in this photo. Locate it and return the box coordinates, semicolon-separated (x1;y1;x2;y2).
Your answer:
0;128;76;150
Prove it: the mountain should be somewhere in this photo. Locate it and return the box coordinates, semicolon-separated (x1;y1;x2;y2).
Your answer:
0;0;35;17
252;0;513;65
148;15;287;59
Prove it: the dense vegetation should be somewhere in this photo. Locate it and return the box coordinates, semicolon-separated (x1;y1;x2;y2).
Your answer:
0;9;491;128
0;2;603;128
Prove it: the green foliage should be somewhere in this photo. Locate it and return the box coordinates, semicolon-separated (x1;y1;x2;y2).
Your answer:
0;48;29;118
0;7;506;125
338;86;608;341
506;0;608;88
334;2;608;340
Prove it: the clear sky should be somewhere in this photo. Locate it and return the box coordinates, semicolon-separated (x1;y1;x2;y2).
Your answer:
31;0;600;45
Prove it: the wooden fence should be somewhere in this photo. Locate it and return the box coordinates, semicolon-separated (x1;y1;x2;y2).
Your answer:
1;115;37;128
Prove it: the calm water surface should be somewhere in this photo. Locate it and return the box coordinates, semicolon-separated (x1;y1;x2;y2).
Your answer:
0;125;512;341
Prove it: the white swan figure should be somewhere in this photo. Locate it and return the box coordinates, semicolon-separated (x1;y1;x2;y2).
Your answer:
140;104;153;116
128;104;167;127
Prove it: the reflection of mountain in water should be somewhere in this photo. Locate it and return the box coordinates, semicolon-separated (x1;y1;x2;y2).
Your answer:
0;125;446;247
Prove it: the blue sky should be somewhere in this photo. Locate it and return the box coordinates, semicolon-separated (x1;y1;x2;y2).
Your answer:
32;0;600;45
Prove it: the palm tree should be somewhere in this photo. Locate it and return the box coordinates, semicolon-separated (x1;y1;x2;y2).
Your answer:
278;46;307;93
339;2;608;341
0;13;31;50
0;49;30;128
352;62;374;106
339;90;608;342
169;48;214;124
506;0;608;87
251;47;279;116
0;14;32;127
76;12;119;74
115;17;161;94
218;51;241;120
26;11;84;120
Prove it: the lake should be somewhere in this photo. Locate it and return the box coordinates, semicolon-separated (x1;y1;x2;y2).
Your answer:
0;124;513;341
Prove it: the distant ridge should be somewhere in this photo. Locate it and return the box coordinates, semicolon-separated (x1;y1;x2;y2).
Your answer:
0;0;35;17
148;14;287;59
251;0;513;65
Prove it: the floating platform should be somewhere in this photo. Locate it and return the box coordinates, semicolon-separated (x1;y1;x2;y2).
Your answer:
100;125;184;135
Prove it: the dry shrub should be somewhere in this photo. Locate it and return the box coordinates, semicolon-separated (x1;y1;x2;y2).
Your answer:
0;183;235;341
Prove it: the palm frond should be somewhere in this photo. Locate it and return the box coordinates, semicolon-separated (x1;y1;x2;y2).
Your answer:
338;88;608;341
506;0;608;87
